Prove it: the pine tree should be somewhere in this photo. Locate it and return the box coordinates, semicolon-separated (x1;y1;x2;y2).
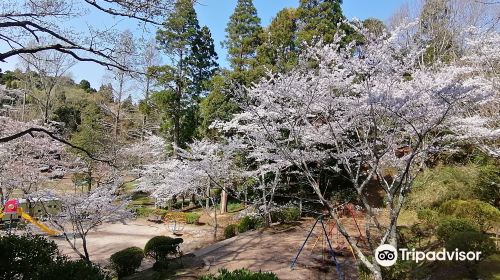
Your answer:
256;8;298;73
154;0;218;148
189;26;219;96
296;0;349;45
223;0;262;81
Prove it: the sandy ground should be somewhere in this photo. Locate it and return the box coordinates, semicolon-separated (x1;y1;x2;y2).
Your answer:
49;218;216;267
182;217;365;280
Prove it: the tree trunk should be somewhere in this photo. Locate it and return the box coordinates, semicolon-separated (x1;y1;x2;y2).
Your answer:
220;189;228;214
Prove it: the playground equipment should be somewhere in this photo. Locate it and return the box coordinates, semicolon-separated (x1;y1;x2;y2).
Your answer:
1;199;60;236
291;215;344;280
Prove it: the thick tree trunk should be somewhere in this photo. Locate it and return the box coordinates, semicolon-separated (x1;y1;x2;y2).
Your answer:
220;189;228;214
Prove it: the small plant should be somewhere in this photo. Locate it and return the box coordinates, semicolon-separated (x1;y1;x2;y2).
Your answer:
144;236;183;269
185;212;201;224
436;217;479;242
271;206;301;223
110;247;144;278
198;268;279;280
224;224;238;239
237;216;264;233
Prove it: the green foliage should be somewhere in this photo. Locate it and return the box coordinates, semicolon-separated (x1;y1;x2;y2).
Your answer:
224;224;238;239
144;236;183;268
296;0;353;46
439;200;500;231
436;217;479;242
237;215;264;233
198;268;279;280
474;161;500;206
256;8;298;73
199;74;239;138
416;208;440;228
154;0;217;147
0;234;108;280
185;212;201;224
37;259;109;280
0;234;59;279
271;206;301;223
223;0;262;76
407;164;497;209
78;79;96;93
110;247;144;278
53;105;81;133
445;231;496;261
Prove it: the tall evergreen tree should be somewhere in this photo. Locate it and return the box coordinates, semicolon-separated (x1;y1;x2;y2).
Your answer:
154;0;217;148
189;26;219;96
256;8;298;73
296;0;350;45
223;0;262;82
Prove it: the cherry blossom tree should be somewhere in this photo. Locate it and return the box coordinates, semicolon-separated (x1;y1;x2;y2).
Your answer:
218;23;498;279
0;116;82;206
44;185;132;262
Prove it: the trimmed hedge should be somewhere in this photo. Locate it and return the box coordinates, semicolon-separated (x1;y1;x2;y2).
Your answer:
110;247;144;278
144;236;183;269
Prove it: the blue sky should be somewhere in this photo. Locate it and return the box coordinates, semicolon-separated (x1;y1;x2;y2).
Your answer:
0;0;407;91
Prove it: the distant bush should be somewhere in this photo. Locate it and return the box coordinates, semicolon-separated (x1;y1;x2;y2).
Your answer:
185;212;201;224
224;224;238;239
198;268;279;280
271;206;301;223
440;200;500;231
144;236;183;269
237;216;264;233
436;217;479;242
110;247;144;278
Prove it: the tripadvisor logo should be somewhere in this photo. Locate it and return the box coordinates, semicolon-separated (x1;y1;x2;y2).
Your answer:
375;244;482;267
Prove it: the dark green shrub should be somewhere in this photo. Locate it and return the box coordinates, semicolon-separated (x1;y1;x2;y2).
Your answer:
110;247;144;278
144;236;183;269
186;212;201;224
0;234;59;279
445;231;497;277
237;216;264;233
198;268;279;280
440;199;500;231
445;231;496;259
436;217;479;242
224;224;238;239
271;206;301;223
37;259;110;280
0;234;109;280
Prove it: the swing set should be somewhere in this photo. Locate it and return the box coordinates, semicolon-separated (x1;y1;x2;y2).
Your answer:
290;204;366;280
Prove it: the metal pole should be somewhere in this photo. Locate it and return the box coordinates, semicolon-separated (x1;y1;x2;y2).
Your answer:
321;219;344;280
290;215;322;269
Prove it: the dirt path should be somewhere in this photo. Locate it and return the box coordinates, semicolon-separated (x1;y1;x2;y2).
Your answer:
51;219;215;267
184;218;362;280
